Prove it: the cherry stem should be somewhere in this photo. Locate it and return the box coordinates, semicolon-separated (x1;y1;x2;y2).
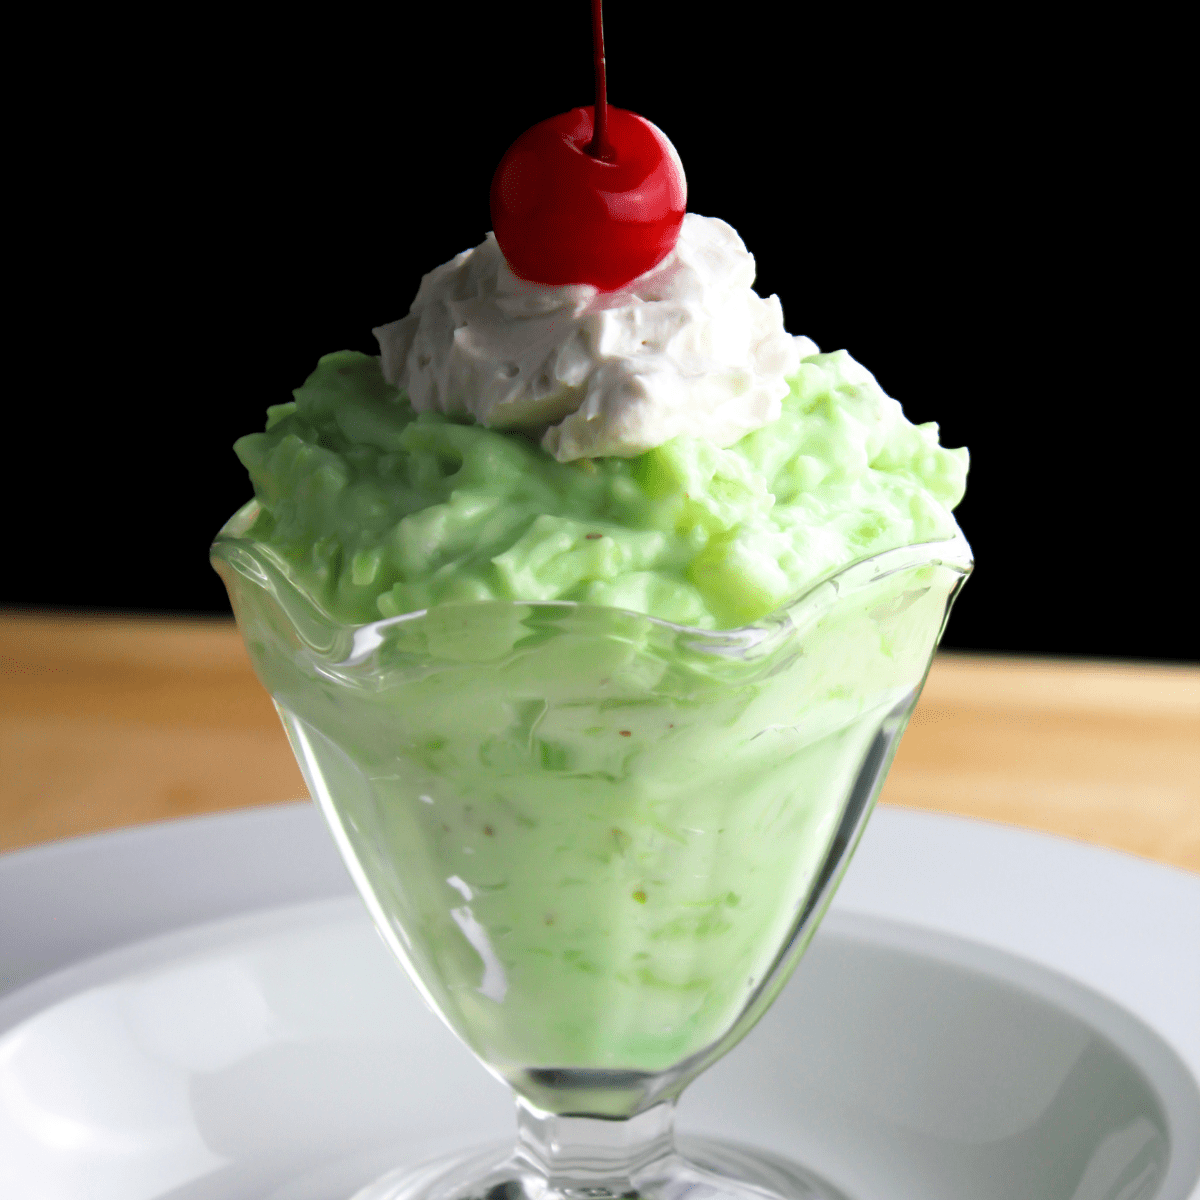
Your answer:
586;0;614;161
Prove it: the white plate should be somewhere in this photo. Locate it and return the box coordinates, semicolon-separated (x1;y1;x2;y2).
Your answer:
2;806;1198;1200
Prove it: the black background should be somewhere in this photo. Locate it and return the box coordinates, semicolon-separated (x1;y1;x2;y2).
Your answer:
8;5;1192;661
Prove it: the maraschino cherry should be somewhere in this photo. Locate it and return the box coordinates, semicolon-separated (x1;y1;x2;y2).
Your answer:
489;0;686;291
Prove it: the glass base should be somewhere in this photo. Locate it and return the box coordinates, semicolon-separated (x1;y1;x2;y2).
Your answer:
351;1135;852;1200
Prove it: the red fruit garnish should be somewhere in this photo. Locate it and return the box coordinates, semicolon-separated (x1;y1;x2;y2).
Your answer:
488;1;686;291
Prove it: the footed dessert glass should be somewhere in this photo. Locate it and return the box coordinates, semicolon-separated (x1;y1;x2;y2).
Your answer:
213;500;971;1200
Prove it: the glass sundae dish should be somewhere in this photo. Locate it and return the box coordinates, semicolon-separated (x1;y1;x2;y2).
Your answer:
213;9;970;1189
212;504;971;1199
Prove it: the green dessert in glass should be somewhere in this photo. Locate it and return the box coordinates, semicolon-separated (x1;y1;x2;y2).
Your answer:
212;19;971;1198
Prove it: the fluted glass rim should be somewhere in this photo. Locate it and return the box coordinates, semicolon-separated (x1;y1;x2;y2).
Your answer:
212;497;973;666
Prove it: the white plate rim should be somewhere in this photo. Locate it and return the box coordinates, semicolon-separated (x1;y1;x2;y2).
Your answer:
1;896;1198;1200
2;804;1198;1199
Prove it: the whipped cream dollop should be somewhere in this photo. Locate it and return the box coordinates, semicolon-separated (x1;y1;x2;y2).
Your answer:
373;214;816;461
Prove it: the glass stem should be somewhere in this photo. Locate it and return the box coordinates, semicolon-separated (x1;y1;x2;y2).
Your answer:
515;1098;676;1184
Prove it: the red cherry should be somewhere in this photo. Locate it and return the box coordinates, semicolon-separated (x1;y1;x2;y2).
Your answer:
490;106;686;291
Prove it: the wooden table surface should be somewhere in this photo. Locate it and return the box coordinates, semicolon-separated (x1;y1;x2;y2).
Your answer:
2;611;1198;872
